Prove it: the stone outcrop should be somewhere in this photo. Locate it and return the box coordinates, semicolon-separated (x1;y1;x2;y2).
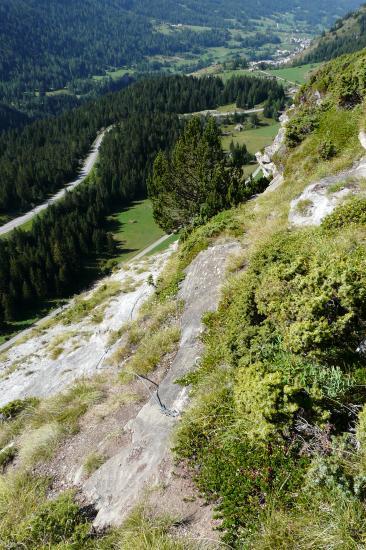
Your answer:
255;112;289;180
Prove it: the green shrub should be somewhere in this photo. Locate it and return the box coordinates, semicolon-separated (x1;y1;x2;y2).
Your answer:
0;473;96;548
312;49;366;107
14;492;91;548
322;197;366;229
223;229;366;361
318;139;337;160
234;363;307;441
0;397;39;421
176;374;306;546
175;221;366;545
285;108;320;147
0;472;49;542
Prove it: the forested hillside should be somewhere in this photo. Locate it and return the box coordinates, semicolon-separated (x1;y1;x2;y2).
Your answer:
0;104;29;132
0;74;284;214
3;47;366;549
0;73;283;326
0;0;362;119
300;4;366;63
123;0;362;27
0;0;227;97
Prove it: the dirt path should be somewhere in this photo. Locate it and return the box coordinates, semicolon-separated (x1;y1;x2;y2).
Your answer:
84;240;240;527
0;128;110;236
131;233;172;261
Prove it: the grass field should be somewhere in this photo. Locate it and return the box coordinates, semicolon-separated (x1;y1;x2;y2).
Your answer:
106;199;166;262
93;67;134;82
46;88;73;97
216;103;242;112
218;62;322;85
260;63;322;84
221;117;280;154
219;112;279;183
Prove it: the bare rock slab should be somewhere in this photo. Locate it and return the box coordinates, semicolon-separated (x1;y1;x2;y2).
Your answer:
83;241;240;527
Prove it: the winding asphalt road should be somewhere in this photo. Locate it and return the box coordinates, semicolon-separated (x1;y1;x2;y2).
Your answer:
0;128;109;237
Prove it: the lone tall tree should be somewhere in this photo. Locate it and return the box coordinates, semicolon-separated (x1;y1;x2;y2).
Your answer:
148;117;242;232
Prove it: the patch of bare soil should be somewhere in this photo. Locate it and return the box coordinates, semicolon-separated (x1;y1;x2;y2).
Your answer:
147;457;221;548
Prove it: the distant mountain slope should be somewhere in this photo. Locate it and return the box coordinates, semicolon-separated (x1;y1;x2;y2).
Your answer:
0;0;363;109
299;3;366;63
0;0;227;100
126;0;363;27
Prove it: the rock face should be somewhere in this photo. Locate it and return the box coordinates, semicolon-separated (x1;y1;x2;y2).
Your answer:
83;241;240;528
0;248;174;406
289;179;357;227
255;112;289;181
289;132;366;227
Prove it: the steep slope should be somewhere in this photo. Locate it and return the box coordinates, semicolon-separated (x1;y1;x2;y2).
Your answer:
3;48;366;548
300;3;366;63
172;48;366;547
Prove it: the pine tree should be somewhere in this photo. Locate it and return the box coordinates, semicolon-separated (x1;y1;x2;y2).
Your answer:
149;117;243;231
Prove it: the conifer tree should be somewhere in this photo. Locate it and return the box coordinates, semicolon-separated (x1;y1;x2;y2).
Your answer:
148;117;242;231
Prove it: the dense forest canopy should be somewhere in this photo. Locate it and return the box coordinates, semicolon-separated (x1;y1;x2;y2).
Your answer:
0;74;284;215
121;0;363;27
0;73;282;325
0;0;362;120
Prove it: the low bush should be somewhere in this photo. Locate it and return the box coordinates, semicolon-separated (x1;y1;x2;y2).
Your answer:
0;475;93;549
322;197;366;229
175;221;366;545
318;138;337;160
14;492;91;548
285;107;320;148
0;397;39;421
